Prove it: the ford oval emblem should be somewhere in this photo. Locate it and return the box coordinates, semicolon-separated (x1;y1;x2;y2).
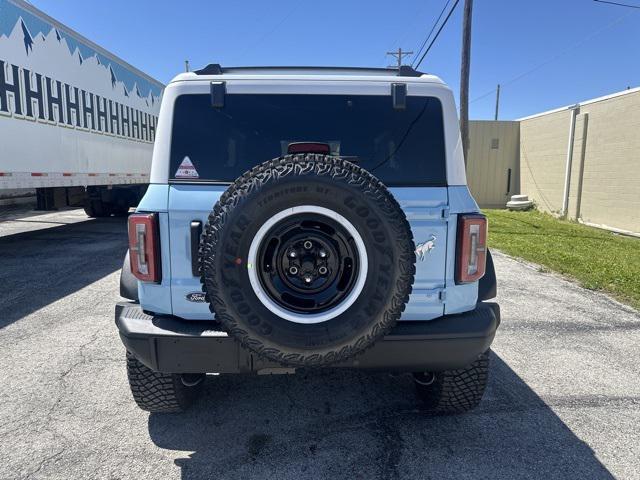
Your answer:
186;292;206;303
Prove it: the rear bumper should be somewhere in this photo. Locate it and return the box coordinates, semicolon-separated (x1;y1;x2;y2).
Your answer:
115;302;500;374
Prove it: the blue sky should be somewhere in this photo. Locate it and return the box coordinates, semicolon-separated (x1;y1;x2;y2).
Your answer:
31;0;640;119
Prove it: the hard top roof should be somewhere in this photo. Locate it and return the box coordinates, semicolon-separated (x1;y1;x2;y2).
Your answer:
168;64;447;85
194;64;425;77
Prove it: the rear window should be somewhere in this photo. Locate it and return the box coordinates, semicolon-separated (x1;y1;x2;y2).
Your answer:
169;93;446;186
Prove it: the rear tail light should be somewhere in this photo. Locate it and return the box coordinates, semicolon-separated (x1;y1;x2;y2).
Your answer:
128;213;161;282
456;214;487;284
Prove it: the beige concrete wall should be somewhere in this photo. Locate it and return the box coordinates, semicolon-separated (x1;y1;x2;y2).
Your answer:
520;110;571;213
519;89;640;234
467;121;520;208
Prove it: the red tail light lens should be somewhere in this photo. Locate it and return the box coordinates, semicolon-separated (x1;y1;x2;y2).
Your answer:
128;213;161;283
456;214;487;284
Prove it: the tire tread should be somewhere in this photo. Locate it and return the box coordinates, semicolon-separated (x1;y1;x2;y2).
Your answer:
126;352;197;413
415;352;490;414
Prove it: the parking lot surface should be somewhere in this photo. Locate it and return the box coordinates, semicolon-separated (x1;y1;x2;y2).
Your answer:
0;209;638;479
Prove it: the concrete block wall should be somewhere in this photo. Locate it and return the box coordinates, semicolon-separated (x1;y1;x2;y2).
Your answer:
519;88;640;234
520;110;572;214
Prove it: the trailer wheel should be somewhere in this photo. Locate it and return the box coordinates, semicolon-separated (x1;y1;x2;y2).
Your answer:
110;203;131;216
84;199;109;218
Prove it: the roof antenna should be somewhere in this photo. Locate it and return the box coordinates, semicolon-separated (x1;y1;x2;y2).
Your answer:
185;60;190;72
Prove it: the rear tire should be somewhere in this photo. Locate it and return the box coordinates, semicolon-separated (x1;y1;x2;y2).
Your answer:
413;351;490;414
126;352;204;413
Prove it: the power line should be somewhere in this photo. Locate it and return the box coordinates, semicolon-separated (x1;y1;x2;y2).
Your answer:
411;0;453;67
413;0;461;69
594;0;640;8
470;11;634;104
237;2;303;59
381;1;434;63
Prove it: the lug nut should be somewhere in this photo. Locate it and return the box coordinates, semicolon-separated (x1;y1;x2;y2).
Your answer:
303;241;313;250
288;251;297;258
304;275;313;283
319;250;327;258
319;266;328;275
289;266;298;275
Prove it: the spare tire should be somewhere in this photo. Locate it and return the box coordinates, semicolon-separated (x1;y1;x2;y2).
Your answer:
200;154;415;367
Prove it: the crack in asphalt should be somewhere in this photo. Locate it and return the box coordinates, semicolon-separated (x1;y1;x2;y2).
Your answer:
23;447;67;480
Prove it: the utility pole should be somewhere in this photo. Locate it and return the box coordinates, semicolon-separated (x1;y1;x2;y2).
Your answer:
386;48;414;69
494;84;501;121
459;0;473;166
185;60;190;72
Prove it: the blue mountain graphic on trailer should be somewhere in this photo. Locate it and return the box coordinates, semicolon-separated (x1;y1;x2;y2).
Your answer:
110;66;117;88
4;11;161;102
20;19;33;54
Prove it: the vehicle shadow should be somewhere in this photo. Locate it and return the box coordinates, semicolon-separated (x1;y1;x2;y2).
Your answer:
148;352;613;480
0;217;127;329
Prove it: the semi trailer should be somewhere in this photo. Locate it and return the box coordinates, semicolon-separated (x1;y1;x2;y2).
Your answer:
0;0;163;216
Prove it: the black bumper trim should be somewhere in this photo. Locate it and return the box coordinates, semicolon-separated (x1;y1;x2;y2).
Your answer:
115;302;500;374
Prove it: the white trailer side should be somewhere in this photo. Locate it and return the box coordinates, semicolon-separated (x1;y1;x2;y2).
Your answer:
0;0;163;215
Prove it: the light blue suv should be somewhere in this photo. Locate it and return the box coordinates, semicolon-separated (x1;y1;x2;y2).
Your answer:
116;65;499;414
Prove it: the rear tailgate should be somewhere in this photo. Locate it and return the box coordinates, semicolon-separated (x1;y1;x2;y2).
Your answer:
391;187;448;320
168;185;225;320
168;185;448;321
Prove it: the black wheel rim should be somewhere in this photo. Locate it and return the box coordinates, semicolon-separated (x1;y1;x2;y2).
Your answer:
256;213;360;314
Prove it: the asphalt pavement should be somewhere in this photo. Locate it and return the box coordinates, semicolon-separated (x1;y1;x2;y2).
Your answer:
0;208;638;480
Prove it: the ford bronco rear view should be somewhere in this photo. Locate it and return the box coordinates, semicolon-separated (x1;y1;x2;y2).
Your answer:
116;64;499;414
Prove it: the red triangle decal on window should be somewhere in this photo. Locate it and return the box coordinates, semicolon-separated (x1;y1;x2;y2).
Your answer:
175;156;199;178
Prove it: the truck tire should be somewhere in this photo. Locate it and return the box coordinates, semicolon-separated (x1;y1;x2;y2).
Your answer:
126;352;204;413
413;351;490;414
110;203;130;216
83;199;110;218
199;154;415;367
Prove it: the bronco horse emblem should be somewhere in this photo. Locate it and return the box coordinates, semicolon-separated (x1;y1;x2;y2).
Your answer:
415;235;437;261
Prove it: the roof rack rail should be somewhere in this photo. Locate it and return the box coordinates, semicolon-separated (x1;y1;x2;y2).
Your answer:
397;65;422;77
193;64;424;78
194;63;223;75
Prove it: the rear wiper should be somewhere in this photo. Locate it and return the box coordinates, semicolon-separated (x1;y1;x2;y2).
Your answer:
369;98;431;173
